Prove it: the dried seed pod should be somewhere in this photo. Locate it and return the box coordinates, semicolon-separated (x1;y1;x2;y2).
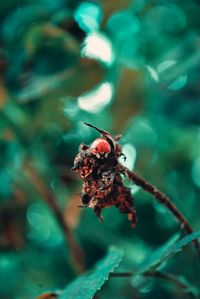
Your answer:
72;123;137;227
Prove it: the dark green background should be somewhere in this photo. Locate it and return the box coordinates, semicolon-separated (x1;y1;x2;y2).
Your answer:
0;0;200;298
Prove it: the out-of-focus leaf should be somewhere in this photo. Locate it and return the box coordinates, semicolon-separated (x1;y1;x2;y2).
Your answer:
74;2;102;33
131;271;199;298
131;233;200;297
2;5;51;44
24;24;79;58
107;10;140;39
58;247;123;299
171;231;200;255
138;234;180;274
168;74;188;90
146;65;159;82
138;231;200;274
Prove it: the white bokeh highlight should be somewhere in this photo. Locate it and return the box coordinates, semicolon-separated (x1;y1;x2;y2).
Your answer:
78;82;113;113
81;32;114;65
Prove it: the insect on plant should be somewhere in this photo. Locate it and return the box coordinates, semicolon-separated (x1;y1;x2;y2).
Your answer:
72;122;200;253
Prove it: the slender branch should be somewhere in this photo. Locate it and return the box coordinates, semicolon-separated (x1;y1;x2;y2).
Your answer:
1;110;85;272
145;271;190;290
24;161;85;273
121;165;200;254
110;271;195;298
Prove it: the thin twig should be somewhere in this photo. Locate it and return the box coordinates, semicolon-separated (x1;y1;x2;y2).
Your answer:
110;271;195;298
1;110;85;272
146;271;190;290
24;161;85;273
121;165;200;254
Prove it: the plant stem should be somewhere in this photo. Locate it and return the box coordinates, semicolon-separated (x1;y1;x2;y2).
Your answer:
121;165;200;254
24;162;85;274
110;271;195;298
1;109;85;273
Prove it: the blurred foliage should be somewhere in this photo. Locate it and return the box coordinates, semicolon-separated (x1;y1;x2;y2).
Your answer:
0;0;200;298
59;247;123;299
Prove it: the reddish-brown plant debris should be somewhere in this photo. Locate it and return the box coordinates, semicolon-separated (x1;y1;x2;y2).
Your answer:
72;123;200;253
72;122;137;227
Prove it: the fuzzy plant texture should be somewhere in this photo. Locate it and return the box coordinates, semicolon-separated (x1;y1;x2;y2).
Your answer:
0;0;200;299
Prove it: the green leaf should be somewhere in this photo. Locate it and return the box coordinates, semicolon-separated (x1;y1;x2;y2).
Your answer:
58;247;123;299
138;234;180;274
171;230;200;254
139;231;200;274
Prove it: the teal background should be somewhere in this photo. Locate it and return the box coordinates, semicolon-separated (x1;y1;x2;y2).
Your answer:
0;0;200;298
